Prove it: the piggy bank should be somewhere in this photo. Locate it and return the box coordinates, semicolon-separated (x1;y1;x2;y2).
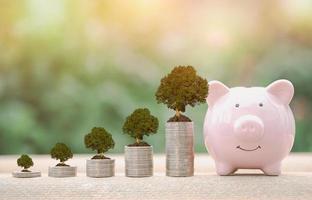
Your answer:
203;80;295;176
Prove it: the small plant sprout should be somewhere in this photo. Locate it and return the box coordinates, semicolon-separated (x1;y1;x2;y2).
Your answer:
50;143;73;166
17;154;34;172
123;108;159;146
155;65;208;122
84;127;115;159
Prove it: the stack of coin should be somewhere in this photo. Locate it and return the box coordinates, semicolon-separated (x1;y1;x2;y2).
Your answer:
125;146;153;177
166;122;194;177
12;171;41;178
48;166;77;177
86;159;115;178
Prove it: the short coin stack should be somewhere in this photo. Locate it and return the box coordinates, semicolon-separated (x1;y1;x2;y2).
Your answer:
86;159;115;178
125;146;153;177
166;122;194;177
48;166;77;177
12;171;41;178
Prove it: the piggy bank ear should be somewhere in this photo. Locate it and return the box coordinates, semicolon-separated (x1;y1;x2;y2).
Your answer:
207;80;229;106
266;79;294;105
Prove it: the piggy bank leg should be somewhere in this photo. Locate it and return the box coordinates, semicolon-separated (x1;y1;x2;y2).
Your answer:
261;162;281;176
215;162;236;176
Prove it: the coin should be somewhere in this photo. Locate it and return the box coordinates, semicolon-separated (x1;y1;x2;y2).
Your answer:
125;146;153;177
166;122;194;177
48;166;77;178
86;159;115;178
12;171;41;178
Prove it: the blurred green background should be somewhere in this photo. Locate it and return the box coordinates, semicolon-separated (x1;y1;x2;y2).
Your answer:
0;0;312;154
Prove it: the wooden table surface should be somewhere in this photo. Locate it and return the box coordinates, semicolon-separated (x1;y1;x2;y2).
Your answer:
0;153;311;200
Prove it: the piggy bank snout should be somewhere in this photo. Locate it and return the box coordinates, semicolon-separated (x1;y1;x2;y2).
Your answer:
234;115;264;142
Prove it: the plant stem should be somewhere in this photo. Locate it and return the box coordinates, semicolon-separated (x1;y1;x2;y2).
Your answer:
175;109;180;118
136;137;141;144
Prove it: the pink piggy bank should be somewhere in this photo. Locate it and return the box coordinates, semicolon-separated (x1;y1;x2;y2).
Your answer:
204;80;295;176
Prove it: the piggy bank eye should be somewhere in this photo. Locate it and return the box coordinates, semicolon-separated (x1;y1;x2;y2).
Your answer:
235;103;240;108
259;103;263;107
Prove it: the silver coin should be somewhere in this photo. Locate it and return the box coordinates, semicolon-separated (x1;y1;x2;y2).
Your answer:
166;155;194;158
86;165;115;167
167;153;194;159
166;139;193;142
125;155;152;158
166;159;194;163
126;169;153;171
126;167;153;170
125;159;153;162
126;162;151;164
126;169;153;172
167;165;194;169
87;171;114;178
12;171;41;178
166;173;194;177
125;156;152;159
166;161;194;164
126;174;152;177
48;166;77;178
125;157;152;159
125;163;153;168
125;170;153;173
166;166;194;170
126;171;153;174
126;173;152;175
166;155;193;158
126;168;152;170
166;169;194;172
86;160;115;178
125;150;152;152
86;166;114;169
125;154;152;157
166;153;194;156
165;122;194;177
166;152;193;155
167;161;193;164
166;169;194;173
126;173;152;176
166;150;193;153
124;145;153;177
126;163;153;166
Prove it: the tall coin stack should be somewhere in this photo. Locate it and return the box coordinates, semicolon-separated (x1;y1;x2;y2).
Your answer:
166;122;194;177
125;146;153;177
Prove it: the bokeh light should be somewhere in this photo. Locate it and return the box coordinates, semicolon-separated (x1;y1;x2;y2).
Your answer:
0;0;312;154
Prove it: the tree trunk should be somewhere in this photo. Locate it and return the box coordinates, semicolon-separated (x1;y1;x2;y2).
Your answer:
97;150;104;157
175;109;181;118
